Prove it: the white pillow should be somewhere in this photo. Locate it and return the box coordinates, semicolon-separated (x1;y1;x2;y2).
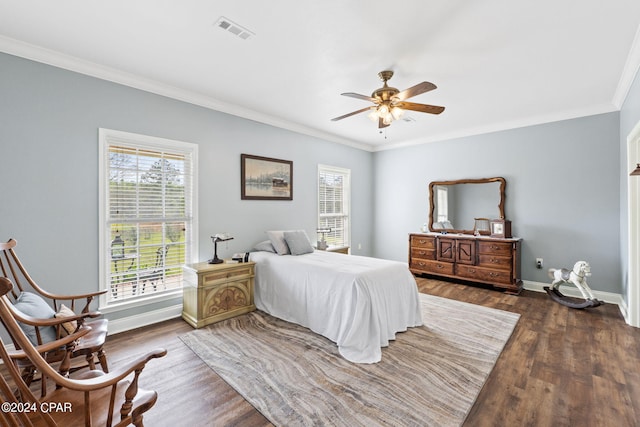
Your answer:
251;240;276;253
284;230;314;255
266;231;290;255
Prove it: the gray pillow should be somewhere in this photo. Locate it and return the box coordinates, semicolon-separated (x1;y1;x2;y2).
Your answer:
251;240;276;253
267;230;290;255
284;230;314;255
14;291;57;345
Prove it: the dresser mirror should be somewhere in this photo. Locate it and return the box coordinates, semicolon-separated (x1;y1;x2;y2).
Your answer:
428;177;506;234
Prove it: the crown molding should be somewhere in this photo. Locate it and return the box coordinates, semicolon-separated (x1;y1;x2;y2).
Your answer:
613;23;640;108
373;102;618;152
2;31;636;154
0;35;373;152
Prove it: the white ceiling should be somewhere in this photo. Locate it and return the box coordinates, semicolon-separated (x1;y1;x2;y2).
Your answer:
1;1;640;151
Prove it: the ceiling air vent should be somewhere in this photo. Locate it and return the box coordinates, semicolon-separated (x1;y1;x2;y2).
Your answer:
215;16;254;40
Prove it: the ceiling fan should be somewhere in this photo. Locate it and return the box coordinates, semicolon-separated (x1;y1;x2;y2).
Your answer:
331;70;445;129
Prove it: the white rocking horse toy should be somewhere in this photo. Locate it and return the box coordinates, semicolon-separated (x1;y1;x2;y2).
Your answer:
544;261;603;309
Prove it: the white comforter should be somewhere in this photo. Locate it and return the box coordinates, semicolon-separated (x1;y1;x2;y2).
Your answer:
250;250;423;363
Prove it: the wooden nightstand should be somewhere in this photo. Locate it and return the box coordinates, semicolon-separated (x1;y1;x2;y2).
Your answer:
182;260;256;328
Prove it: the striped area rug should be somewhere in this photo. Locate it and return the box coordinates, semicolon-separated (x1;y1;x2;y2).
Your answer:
179;293;520;427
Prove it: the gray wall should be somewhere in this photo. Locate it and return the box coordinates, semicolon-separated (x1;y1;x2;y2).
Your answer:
372;113;622;293
0;49;634;312
620;66;640;303
0;52;374;320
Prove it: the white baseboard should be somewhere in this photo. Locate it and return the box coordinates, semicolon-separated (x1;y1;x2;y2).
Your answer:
107;304;183;335
523;280;626;318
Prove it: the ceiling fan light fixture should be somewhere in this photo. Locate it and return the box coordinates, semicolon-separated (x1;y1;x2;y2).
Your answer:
391;106;404;120
331;70;444;130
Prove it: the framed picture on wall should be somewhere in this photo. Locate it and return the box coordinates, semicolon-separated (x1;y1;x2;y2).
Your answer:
241;154;293;200
490;219;512;238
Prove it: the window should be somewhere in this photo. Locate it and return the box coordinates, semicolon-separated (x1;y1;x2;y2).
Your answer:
318;165;350;247
99;129;197;306
436;185;449;222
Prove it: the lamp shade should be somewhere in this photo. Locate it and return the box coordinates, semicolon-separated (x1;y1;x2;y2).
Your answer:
631;164;640;176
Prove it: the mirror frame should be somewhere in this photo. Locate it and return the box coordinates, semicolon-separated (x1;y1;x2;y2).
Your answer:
428;176;506;234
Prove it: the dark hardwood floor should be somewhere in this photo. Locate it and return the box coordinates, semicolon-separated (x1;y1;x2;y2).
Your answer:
418;279;640;427
8;278;640;426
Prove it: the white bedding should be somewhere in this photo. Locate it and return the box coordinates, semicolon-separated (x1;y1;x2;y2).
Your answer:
250;250;423;363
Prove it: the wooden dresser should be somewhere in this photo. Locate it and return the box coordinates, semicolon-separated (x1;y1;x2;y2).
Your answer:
409;233;522;294
182;261;256;328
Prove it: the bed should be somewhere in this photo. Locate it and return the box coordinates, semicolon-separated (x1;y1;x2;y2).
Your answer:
249;247;423;363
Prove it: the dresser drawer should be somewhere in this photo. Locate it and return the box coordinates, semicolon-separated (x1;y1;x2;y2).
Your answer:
200;264;254;287
411;247;436;260
456;265;512;284
478;241;512;257
478;254;511;271
411;259;455;276
410;235;436;249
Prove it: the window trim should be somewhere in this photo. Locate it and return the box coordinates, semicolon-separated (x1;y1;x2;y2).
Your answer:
98;128;198;311
317;164;351;248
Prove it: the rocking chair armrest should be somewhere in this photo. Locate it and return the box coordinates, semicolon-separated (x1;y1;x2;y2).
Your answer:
7;327;91;359
49;348;167;391
37;289;108;302
61;311;102;322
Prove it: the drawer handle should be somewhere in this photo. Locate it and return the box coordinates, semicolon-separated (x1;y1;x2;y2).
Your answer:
418;251;426;255
490;245;499;250
468;268;476;273
436;264;444;269
419;239;427;244
489;272;499;277
490;258;499;264
419;262;426;266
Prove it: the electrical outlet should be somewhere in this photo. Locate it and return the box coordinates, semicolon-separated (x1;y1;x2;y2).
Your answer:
536;258;543;269
358;243;362;250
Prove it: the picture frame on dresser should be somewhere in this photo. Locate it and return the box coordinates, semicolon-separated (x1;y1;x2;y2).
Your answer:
490;219;512;238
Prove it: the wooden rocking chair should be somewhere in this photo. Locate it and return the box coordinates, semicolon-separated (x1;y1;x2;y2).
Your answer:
0;238;109;396
0;277;166;427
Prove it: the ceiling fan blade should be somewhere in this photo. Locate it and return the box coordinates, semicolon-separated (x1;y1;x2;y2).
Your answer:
396;82;437;101
378;117;390;129
331;106;375;121
341;92;378;103
395;101;445;115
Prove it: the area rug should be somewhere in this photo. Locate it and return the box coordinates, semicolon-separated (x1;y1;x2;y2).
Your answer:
179;294;520;427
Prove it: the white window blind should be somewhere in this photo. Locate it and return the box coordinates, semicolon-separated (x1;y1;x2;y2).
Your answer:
318;165;350;247
99;129;197;305
436;185;449;222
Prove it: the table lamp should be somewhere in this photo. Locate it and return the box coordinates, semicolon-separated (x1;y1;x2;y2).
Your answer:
209;233;234;264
